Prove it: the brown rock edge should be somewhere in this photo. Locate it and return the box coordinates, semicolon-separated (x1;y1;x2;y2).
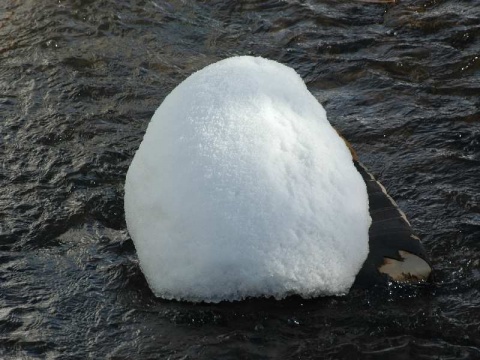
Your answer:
353;160;433;286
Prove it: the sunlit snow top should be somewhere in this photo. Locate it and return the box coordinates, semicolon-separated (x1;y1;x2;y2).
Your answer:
124;56;371;303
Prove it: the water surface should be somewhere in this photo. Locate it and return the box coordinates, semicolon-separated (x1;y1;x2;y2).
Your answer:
1;0;479;358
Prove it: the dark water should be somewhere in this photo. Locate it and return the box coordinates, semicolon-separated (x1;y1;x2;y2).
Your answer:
1;0;479;358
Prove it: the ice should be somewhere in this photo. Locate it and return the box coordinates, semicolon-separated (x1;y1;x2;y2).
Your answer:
124;56;371;303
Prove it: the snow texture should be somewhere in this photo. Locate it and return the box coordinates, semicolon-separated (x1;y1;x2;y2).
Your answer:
124;56;371;303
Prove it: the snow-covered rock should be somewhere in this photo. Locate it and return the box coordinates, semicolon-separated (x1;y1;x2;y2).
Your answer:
124;56;371;303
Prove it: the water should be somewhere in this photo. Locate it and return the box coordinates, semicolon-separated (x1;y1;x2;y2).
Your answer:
1;0;479;358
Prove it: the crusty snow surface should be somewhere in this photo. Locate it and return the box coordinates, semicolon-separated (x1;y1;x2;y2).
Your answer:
125;56;371;303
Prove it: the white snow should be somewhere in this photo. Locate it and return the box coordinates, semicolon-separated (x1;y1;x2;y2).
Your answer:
124;56;371;303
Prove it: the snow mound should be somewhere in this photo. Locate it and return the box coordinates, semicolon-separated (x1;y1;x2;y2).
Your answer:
124;56;371;303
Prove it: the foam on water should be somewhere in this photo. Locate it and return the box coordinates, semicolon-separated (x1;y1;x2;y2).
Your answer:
124;56;371;303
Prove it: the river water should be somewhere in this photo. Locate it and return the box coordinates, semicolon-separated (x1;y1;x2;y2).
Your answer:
1;0;479;358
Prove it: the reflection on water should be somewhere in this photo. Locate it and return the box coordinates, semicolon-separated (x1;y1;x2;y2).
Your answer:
1;0;479;358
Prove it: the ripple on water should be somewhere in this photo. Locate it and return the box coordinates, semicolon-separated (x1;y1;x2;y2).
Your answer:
0;0;479;358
